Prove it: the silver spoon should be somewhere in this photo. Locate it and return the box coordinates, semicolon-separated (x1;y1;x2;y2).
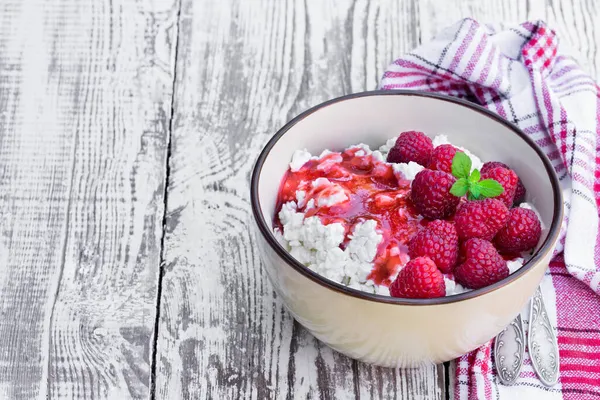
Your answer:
495;287;559;386
494;313;525;385
528;286;560;386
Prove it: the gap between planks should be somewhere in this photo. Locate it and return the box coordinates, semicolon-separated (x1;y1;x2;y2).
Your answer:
151;0;183;399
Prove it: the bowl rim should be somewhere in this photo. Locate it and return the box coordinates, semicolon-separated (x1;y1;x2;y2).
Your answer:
250;90;563;305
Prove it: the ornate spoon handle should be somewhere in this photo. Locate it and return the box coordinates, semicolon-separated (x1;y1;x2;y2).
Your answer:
528;286;560;386
494;314;525;385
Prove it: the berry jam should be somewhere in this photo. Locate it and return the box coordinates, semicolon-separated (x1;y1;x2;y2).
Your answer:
275;148;423;285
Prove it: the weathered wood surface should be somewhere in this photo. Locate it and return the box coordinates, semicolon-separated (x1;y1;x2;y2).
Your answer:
0;0;178;398
156;0;600;399
154;0;446;398
1;0;599;399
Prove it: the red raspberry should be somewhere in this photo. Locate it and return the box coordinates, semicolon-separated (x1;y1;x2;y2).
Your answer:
481;162;527;206
410;170;460;219
513;181;527;205
428;145;460;173
481;167;518;207
494;208;542;253
454;198;509;240
409;220;458;273
480;161;509;173
454;238;509;289
389;257;445;299
387;131;433;166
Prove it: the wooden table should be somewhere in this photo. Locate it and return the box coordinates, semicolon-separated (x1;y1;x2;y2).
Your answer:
1;0;598;398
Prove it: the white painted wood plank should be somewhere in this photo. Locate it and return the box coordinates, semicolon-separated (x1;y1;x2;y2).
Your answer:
0;0;178;398
156;0;445;399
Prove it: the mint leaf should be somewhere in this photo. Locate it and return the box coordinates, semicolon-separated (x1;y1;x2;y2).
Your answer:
469;169;481;183
479;179;505;198
469;182;482;199
451;152;472;179
450;178;469;197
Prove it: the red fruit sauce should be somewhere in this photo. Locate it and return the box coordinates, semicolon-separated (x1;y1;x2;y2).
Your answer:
275;148;423;286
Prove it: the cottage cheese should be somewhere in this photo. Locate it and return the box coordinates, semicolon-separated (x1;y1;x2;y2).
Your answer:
379;136;398;158
290;149;313;172
276;134;540;297
278;200;346;278
345;220;383;282
278;196;386;293
392;162;424;181
507;257;526;274
311;178;350;207
444;277;469;296
290;148;341;172
348;143;372;154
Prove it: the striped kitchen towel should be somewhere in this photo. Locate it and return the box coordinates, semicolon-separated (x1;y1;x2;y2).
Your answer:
381;19;600;399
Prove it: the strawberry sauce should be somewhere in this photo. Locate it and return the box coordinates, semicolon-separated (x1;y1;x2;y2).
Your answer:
275;148;423;286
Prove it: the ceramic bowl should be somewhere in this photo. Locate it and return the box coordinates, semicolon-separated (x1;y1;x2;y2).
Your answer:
250;90;562;367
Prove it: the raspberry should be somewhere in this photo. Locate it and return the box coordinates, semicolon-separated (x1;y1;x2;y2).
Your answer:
389;257;445;299
409;220;458;273
387;131;433;166
454;238;509;289
454;198;509;240
428;145;459;173
513;181;527;205
481;167;518;207
480;161;509;173
410;170;460;219
494;208;542;253
481;161;527;206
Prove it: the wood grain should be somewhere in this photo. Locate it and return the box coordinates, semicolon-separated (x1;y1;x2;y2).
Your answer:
156;0;600;399
155;0;445;399
0;0;598;398
0;0;178;398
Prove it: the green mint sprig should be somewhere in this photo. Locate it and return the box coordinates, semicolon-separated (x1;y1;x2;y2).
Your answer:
449;152;504;200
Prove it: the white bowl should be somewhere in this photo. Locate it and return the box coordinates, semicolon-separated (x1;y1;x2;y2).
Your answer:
250;90;562;367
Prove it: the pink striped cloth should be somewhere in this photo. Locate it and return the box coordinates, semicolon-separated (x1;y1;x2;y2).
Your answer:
381;19;600;399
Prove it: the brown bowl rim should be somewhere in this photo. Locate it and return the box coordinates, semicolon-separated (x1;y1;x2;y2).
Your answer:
250;90;563;305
